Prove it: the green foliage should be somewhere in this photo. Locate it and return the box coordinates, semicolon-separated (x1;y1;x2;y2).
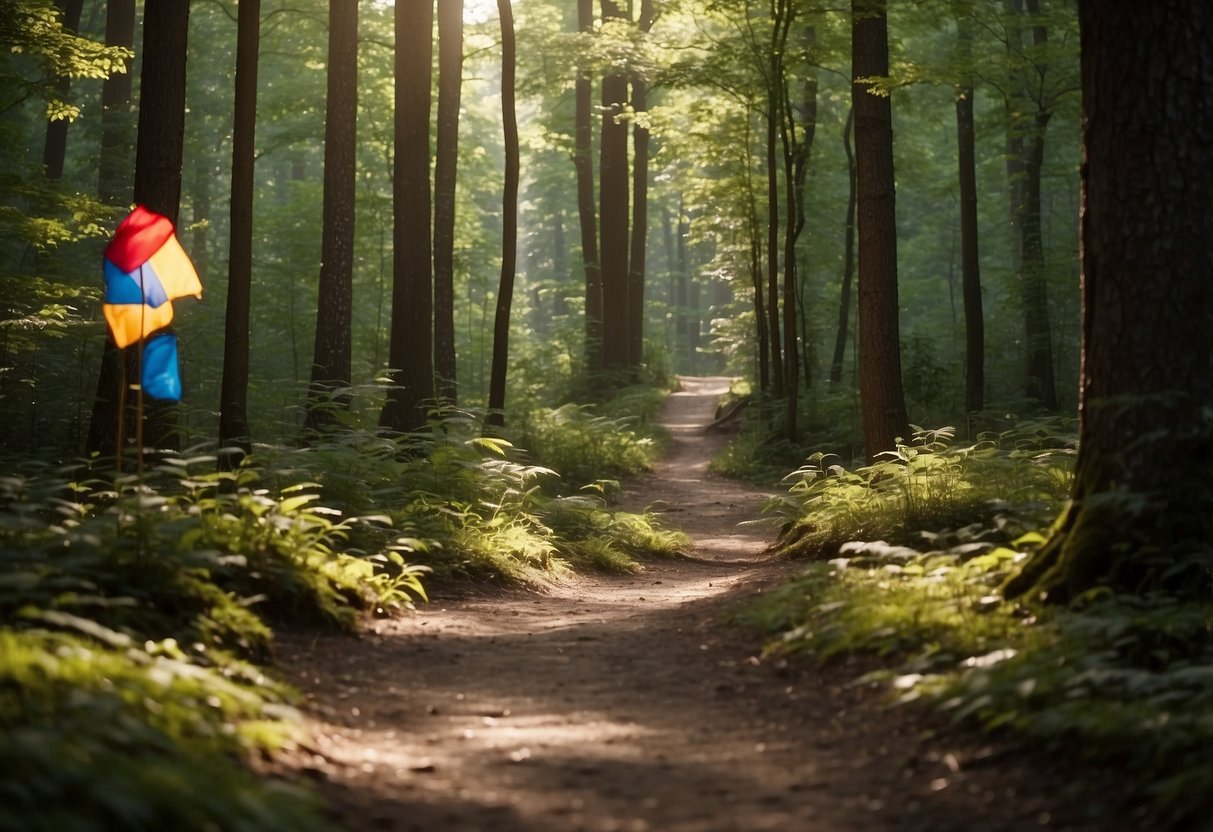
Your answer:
768;422;1075;558
740;420;1211;827
515;387;667;490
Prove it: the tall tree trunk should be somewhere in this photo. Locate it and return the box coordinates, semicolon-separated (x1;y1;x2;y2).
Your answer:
87;0;190;459
97;0;136;205
743;111;769;393
1005;0;1213;603
599;0;630;374
777;6;803;441
853;0;910;462
218;0;260;464
42;0;85;179
795;25;818;393
626;0;654;372
486;0;519;428
433;0;463;404
955;9;984;414
829;108;856;386
1005;0;1057;410
574;0;602;373
381;1;435;434
86;0;138;458
304;0;358;433
764;28;784;400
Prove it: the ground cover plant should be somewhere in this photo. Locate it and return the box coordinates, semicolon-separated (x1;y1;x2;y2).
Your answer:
0;393;685;831
739;425;1213;828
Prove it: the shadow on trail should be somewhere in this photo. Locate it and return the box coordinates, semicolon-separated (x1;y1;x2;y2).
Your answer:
283;560;1102;832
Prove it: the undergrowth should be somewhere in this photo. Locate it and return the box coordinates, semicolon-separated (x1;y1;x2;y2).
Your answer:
0;391;685;830
737;423;1212;828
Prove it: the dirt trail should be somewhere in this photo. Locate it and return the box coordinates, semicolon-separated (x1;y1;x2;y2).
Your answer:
279;378;1105;832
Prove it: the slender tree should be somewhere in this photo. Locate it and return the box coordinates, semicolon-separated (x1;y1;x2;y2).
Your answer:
626;0;655;371
434;0;463;403
486;0;519;427
575;0;602;373
304;0;359;433
1005;1;1213;603
1004;0;1059;410
381;0;435;434
599;0;630;373
97;0;136;205
853;0;910;461
829;107;856;386
955;5;984;414
764;9;784;401
41;0;84;180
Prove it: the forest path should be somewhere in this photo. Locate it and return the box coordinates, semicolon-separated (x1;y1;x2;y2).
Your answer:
279;377;1099;832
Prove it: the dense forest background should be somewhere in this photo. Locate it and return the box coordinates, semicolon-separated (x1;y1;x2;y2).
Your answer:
2;2;1209;830
1;0;1082;457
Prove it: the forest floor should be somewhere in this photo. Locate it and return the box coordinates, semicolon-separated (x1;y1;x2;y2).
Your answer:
277;377;1114;832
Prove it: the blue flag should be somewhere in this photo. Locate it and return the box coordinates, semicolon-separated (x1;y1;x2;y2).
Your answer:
142;333;182;401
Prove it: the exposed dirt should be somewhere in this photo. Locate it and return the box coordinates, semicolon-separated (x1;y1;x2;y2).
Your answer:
277;377;1118;832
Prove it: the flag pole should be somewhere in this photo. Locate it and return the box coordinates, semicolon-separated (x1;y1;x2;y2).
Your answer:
115;346;126;473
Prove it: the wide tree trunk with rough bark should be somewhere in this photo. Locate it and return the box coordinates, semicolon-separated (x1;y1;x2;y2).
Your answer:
852;0;910;462
1005;1;1213;604
381;0;435;434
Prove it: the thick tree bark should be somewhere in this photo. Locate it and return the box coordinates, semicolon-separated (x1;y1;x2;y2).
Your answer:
433;0;463;404
304;0;358;434
1005;1;1213;603
42;0;85;180
87;0;190;460
575;0;602;373
852;0;910;462
381;1;435;434
486;0;519;427
829;108;856;386
955;10;984;414
97;0;135;205
599;0;630;374
218;0;260;464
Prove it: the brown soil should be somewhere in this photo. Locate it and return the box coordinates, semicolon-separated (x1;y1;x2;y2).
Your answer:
277;377;1118;832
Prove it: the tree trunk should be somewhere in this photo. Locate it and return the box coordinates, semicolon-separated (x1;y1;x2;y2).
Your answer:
380;0;435;434
433;0;463;404
486;0;519;428
764;36;784;401
1005;0;1057;410
218;0;260;464
42;0;85;180
626;0;654;372
955;10;984;414
575;0;602;373
304;0;358;434
853;0;910;462
98;0;136;205
599;0;630;375
795;25;818;393
87;0;190;460
1005;1;1213;603
829;108;856;386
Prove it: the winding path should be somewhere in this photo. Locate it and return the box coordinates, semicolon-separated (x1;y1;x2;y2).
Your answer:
279;378;1104;832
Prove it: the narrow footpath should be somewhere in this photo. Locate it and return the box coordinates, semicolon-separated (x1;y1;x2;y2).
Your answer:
279;377;1105;832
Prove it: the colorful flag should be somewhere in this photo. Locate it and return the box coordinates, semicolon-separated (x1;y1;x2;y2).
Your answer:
141;333;182;401
102;205;202;349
